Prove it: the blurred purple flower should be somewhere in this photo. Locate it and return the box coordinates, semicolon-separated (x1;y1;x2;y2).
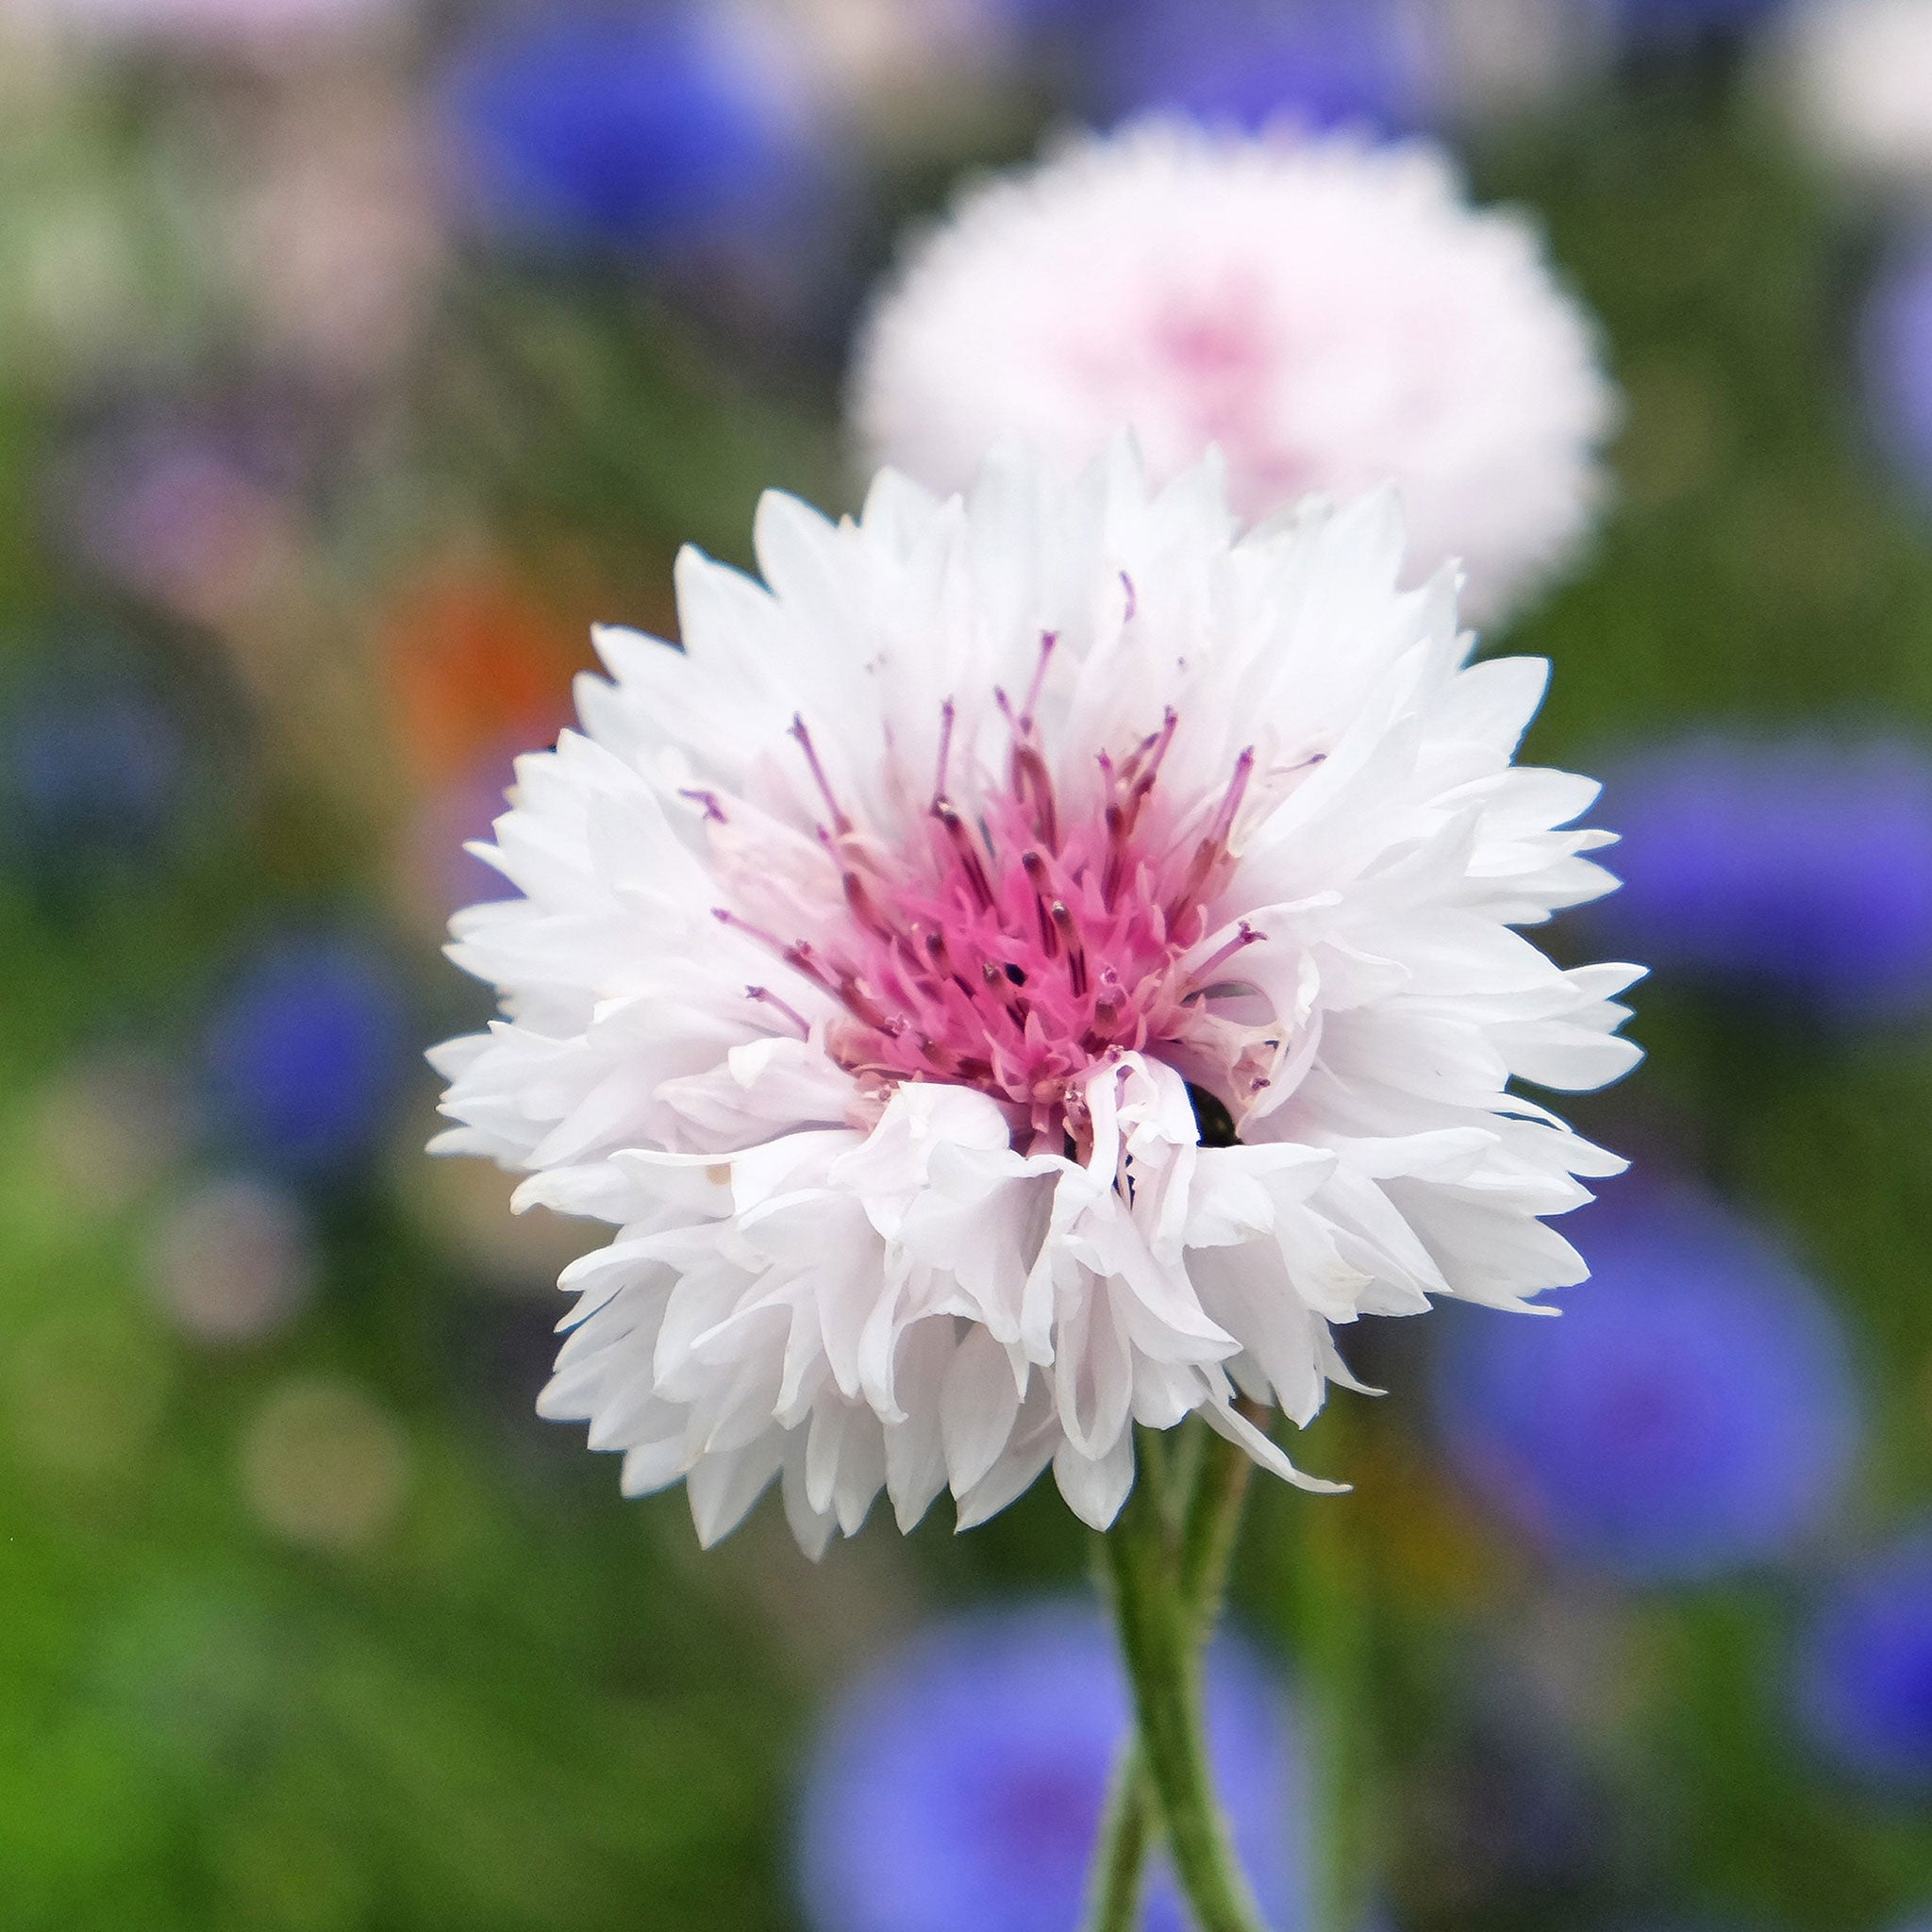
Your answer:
1799;1529;1932;1790
202;935;408;1175
1862;233;1932;503
1097;0;1441;132
58;400;309;627
1432;1182;1861;1582
1589;736;1932;1016
439;5;825;258
796;1599;1306;1932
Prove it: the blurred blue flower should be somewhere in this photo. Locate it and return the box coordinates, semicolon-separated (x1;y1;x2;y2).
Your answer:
1432;1183;1861;1582
1610;0;1789;38
1589;735;1932;1016
796;1599;1306;1932
1096;0;1440;133
1;658;185;865
202;936;408;1175
1862;234;1932;504
440;5;823;258
1799;1529;1932;1790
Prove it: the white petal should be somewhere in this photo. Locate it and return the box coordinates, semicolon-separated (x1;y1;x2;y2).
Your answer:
941;1326;1024;1494
1053;1429;1138;1530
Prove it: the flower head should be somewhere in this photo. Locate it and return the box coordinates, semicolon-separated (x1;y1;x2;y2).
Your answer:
1586;735;1932;1017
849;120;1615;625
1779;0;1932;194
1095;0;1441;134
439;5;824;260
144;1174;318;1347
38;0;397;49
796;1599;1303;1932
1799;1528;1932;1790
207;935;408;1176
1612;0;1787;37
58;395;308;628
1;645;186;872
430;444;1639;1552
1432;1182;1861;1581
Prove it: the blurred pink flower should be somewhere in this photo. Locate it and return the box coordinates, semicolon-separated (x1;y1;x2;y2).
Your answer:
1777;0;1932;196
60;407;304;626
233;80;444;383
35;0;403;49
852;119;1616;625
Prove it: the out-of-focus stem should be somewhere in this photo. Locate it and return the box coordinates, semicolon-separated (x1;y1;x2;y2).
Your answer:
1083;1748;1156;1932
1295;1405;1372;1932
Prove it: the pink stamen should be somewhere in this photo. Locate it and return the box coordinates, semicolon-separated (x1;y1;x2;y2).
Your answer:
715;907;786;950
1188;921;1261;990
1170;747;1255;916
745;985;809;1037
1021;850;1058;958
1019;631;1058;735
839;974;899;1033
1124;709;1180;826
780;940;840;996
981;958;1027;1027
843;870;897;941
932;699;956;805
716;691;1272;1150
790;714;853;837
1011;742;1060;851
932;798;997;912
1101;802;1132;908
1206;746;1256;849
1051;901;1088;996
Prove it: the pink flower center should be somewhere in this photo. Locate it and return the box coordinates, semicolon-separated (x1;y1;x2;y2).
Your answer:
1062;274;1324;522
716;636;1274;1156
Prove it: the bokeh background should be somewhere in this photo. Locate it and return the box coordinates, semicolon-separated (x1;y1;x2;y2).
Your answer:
3;1;1932;1927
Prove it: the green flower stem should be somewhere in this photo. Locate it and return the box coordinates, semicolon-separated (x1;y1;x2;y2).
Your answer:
1083;1423;1256;1932
1176;1422;1257;1619
1094;1428;1271;1932
1294;1408;1373;1932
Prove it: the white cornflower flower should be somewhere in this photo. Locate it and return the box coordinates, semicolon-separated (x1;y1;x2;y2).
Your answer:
849;119;1616;625
429;443;1640;1554
1775;0;1932;196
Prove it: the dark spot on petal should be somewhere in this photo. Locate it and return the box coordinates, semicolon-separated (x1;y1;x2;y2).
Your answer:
1187;1083;1240;1148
